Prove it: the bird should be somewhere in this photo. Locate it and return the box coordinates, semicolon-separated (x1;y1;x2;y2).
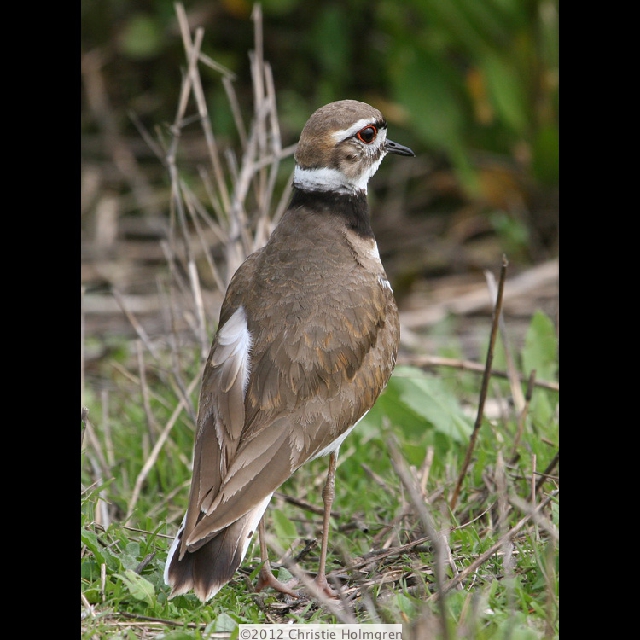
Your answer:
164;99;415;602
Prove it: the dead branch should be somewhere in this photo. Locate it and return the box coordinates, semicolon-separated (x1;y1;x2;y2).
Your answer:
451;255;508;510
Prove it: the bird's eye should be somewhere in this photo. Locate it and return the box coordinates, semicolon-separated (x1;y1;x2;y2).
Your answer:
356;125;377;144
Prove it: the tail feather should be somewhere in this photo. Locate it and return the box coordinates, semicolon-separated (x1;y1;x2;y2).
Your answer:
164;496;271;602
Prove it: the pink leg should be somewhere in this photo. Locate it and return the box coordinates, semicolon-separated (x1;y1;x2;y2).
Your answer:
315;451;339;598
255;517;299;597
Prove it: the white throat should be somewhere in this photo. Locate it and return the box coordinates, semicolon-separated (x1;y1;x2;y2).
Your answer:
293;155;386;195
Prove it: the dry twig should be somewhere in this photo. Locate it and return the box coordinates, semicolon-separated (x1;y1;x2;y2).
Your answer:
511;368;537;460
125;371;202;524
431;490;558;601
388;436;450;640
399;355;558;393
535;450;559;495
451;256;509;510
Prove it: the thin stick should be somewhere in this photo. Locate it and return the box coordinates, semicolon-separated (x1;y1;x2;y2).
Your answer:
81;286;85;406
128;110;167;166
535;450;559;495
495;450;516;625
112;288;159;360
399;356;558;393
101;389;114;468
166;24;199;236
81;591;93;616
388;436;450;640
509;494;558;541
450;255;508;510
193;167;230;241
223;75;247;151
485;269;525;413
511;369;537;460
125;371;202;525
169;27;203;274
256;62;283;248
81;407;88;450
175;4;230;213
531;454;538;543
181;180;226;294
420;445;435;495
165;300;198;425
262;531;358;624
250;5;267;210
226;125;258;280
196;51;235;80
159;240;189;303
431;490;558;601
82;412;111;480
187;259;208;360
136;339;158;447
274;492;340;518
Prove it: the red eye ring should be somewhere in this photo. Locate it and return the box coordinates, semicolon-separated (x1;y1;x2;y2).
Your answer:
356;125;378;144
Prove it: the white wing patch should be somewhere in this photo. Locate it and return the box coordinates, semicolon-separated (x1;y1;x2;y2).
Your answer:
163;514;186;586
378;275;393;292
213;306;252;397
239;494;273;562
368;242;381;262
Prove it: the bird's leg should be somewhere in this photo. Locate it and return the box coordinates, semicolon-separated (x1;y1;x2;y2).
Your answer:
315;451;339;598
255;517;299;598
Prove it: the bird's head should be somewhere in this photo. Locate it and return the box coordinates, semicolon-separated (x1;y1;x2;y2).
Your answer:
293;99;414;195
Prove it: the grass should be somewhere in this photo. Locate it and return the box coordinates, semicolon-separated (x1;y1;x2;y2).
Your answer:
81;5;558;638
81;308;559;638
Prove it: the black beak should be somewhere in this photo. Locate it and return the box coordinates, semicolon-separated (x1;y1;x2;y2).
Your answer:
385;138;415;157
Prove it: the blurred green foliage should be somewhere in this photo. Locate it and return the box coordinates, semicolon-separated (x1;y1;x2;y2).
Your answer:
82;0;558;243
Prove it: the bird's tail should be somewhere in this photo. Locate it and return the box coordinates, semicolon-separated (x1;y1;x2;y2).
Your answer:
164;496;271;602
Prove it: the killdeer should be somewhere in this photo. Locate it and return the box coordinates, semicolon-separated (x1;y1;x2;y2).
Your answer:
164;99;414;602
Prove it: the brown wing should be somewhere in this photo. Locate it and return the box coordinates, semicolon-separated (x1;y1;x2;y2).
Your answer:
184;211;399;549
178;251;262;557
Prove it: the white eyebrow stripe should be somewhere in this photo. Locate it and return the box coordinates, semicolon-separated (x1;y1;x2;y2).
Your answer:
332;118;379;143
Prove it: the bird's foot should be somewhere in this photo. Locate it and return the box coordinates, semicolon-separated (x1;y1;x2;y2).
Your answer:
256;564;299;598
314;574;339;599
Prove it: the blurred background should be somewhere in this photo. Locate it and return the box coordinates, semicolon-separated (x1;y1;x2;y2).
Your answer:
81;0;558;366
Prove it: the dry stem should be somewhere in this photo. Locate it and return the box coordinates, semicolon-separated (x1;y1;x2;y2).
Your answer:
450;255;509;510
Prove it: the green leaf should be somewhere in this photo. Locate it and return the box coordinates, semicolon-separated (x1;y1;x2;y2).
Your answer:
312;5;349;79
212;612;237;632
521;310;558;381
364;380;435;438
271;509;297;546
157;631;196;640
402;442;430;467
391;45;478;192
262;0;298;15
80;528;119;571
118;14;163;59
532;124;559;185
115;569;155;606
120;542;142;571
551;498;559;528
482;52;528;135
392;47;465;153
530;391;554;430
392;366;472;442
